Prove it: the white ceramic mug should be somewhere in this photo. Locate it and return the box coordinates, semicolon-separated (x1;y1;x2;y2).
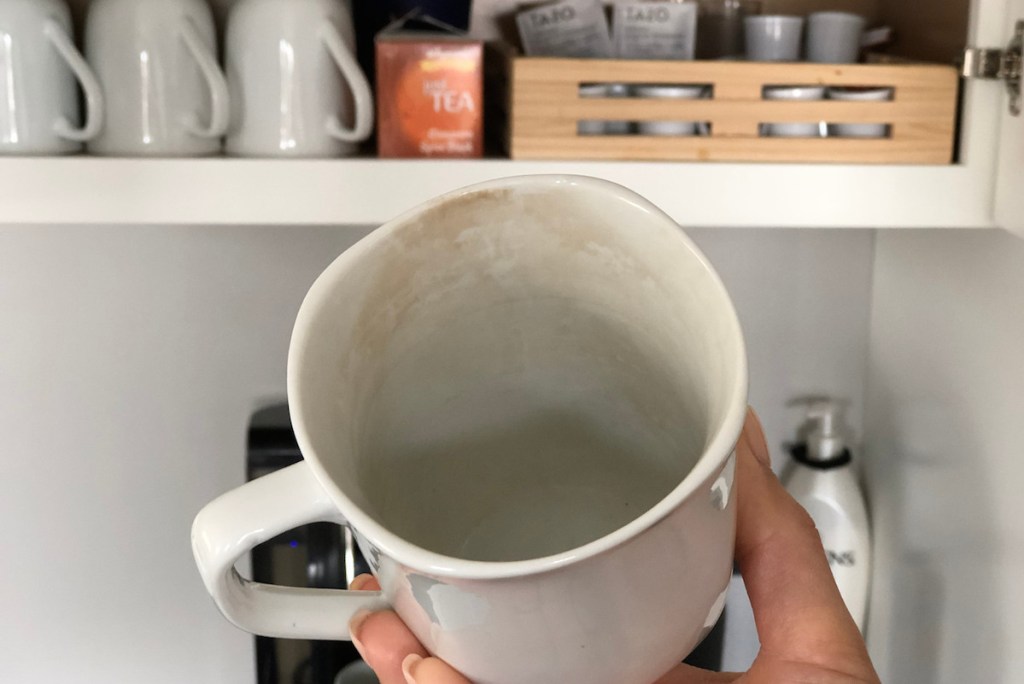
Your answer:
744;15;803;61
0;0;102;155
806;11;866;63
224;0;373;158
192;175;748;684
85;0;228;157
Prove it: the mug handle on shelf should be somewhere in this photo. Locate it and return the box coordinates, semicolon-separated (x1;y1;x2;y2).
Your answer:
191;461;387;640
44;20;103;142
179;18;230;139
320;22;375;143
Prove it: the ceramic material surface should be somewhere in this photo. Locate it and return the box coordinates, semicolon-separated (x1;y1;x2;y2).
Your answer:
806;11;866;64
762;85;826;138
85;0;227;156
744;15;803;61
224;0;372;158
827;87;893;138
0;0;102;155
192;175;749;684
632;85;707;136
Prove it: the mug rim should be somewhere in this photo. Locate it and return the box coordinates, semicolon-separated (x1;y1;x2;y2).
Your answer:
287;174;749;579
744;14;804;25
808;11;867;23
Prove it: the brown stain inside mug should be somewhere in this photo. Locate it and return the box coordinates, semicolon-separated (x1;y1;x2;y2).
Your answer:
304;180;734;562
348;185;604;356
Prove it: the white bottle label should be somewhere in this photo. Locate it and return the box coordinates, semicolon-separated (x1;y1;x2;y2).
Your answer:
803;497;871;632
826;549;857;567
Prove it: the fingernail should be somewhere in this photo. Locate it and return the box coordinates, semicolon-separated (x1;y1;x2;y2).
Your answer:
348;573;373;591
402;653;423;684
348;609;372;659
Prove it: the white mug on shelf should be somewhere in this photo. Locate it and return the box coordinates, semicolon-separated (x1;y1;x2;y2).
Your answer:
0;0;103;155
192;175;748;684
85;0;228;157
807;12;867;63
224;0;373;158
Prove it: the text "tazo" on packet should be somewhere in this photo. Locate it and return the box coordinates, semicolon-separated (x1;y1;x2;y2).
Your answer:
613;1;698;60
516;0;613;58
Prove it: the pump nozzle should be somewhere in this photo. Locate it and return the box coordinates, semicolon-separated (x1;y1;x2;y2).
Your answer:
806;400;846;462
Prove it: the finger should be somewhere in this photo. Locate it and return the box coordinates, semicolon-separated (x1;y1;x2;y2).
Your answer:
347;576;469;683
350;609;429;684
734;409;872;670
741;407;771;469
349;573;381;591
402;654;472;684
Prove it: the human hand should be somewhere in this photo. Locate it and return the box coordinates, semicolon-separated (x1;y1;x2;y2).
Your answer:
346;409;881;684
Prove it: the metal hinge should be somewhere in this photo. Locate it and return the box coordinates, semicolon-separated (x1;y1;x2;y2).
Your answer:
962;20;1023;116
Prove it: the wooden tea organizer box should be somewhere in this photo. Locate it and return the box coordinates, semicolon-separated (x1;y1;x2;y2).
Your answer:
508;58;959;163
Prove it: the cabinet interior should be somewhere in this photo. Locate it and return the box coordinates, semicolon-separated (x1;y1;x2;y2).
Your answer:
876;0;972;64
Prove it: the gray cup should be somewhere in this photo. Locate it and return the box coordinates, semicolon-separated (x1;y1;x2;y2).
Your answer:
744;15;803;61
807;12;866;63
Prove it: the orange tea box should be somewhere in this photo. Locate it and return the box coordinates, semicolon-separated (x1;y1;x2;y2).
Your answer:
376;33;483;158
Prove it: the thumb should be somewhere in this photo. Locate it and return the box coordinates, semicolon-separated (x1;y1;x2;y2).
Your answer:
401;655;472;684
734;409;876;677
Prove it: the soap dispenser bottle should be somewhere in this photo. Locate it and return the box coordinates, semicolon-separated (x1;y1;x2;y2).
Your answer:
783;401;871;633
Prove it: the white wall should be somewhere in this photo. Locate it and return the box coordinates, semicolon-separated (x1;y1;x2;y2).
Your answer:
0;225;873;682
0;226;372;683
864;229;1024;683
691;228;874;463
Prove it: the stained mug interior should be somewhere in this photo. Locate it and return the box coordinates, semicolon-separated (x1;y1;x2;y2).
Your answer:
193;175;748;684
293;175;745;564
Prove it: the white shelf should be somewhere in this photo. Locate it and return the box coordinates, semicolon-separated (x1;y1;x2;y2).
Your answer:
0;156;997;228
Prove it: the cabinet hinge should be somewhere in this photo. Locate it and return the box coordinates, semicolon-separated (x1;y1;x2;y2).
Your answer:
962;20;1023;115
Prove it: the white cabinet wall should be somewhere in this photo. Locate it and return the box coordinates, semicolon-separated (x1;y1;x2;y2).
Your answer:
865;229;1024;682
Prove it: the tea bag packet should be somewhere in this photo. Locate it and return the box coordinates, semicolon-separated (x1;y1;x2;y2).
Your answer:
516;0;613;57
613;1;698;59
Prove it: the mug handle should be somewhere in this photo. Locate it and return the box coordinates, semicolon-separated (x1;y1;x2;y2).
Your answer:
179;18;230;139
191;461;387;640
319;22;375;143
43;20;103;142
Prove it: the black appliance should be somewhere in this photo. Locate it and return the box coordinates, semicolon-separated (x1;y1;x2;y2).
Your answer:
245;404;724;683
247;405;373;684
